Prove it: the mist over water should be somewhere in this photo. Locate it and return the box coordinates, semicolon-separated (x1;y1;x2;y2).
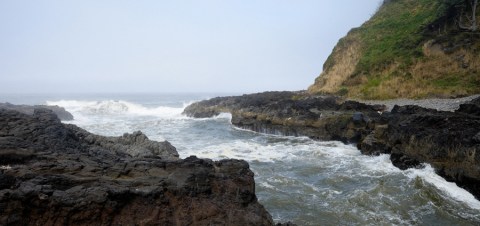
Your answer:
11;93;479;225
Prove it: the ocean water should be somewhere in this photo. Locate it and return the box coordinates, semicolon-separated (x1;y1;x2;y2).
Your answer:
2;93;480;225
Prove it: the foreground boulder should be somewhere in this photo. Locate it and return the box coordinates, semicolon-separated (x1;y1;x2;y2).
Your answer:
185;92;480;199
0;109;274;225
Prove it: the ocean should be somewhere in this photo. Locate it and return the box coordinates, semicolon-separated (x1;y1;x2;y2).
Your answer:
2;92;480;225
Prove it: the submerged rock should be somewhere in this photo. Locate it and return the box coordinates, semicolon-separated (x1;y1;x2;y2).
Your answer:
0;109;274;225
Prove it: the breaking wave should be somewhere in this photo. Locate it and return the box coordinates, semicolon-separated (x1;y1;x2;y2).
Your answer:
47;100;190;118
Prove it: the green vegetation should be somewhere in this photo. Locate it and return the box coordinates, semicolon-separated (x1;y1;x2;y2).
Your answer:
309;0;480;99
355;0;440;75
433;76;461;88
360;77;382;97
336;87;349;96
432;72;480;92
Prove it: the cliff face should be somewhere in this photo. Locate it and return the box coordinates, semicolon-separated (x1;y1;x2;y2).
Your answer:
308;0;480;99
0;109;274;225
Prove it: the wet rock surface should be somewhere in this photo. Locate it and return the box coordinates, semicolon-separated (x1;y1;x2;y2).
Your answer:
184;92;480;199
0;109;274;225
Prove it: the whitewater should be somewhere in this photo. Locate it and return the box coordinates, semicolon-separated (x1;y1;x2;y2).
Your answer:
4;93;480;225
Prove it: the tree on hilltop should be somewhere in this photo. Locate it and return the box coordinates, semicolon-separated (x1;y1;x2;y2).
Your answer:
452;0;478;31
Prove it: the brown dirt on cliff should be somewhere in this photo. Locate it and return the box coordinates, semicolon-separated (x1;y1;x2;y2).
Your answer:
308;33;363;94
308;0;480;99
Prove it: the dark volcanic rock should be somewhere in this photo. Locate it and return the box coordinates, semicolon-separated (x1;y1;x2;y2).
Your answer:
184;91;382;143
0;102;74;121
456;96;480;117
0;109;273;225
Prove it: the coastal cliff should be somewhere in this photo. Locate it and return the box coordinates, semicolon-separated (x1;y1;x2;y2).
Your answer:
308;0;480;99
0;109;274;225
184;92;480;199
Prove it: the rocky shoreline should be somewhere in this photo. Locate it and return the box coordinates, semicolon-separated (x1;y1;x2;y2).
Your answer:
2;93;479;224
184;91;480;200
0;108;276;225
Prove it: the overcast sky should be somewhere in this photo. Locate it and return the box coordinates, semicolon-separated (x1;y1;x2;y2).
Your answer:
0;0;381;94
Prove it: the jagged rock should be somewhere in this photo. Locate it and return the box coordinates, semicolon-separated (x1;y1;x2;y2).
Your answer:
474;132;480;143
0;102;74;121
456;96;480;116
389;153;422;170
67;127;178;160
0;109;274;225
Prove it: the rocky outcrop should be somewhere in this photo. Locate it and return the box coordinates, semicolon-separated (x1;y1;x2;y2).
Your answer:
184;91;384;144
67;128;178;159
0;108;177;161
184;92;480;199
0;109;274;225
0;102;74;121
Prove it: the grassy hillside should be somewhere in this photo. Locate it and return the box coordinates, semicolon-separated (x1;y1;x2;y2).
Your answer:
308;0;480;99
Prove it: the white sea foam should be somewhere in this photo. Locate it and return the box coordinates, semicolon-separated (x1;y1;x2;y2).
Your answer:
213;112;232;120
306;142;480;210
360;154;402;174
0;165;12;170
47;100;186;118
180;139;290;162
218;133;480;211
357;153;480;210
405;164;480;210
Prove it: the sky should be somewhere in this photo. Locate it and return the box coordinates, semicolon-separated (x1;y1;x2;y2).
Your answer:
0;0;381;94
